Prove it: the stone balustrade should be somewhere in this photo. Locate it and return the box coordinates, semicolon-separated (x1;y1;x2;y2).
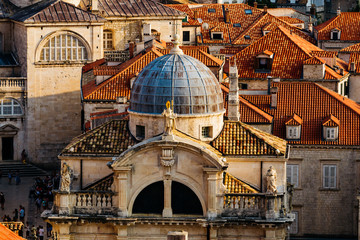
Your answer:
54;190;115;215
0;78;26;90
1;222;24;235
222;193;285;219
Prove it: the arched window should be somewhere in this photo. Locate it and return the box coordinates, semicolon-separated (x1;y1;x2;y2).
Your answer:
103;30;113;50
133;181;164;214
40;34;88;61
0;99;22;116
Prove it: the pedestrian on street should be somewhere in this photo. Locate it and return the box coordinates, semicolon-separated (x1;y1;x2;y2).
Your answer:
0;192;4;210
8;171;12;184
19;205;25;222
12;208;18;221
38;226;44;240
15;170;21;185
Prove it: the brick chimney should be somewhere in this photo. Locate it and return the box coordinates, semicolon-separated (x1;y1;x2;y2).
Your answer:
194;10;198;20
350;62;356;72
254;1;258;8
228;59;240;121
337;5;341;16
91;0;98;12
270;87;278;109
129;42;135;59
224;8;230;23
264;5;268;13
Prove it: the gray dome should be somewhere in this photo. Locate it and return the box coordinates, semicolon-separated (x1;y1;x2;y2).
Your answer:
130;54;224;114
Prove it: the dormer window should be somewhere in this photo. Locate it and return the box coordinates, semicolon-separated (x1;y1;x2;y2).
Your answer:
285;113;302;140
322;115;339;141
211;32;223;40
331;28;341;40
255;50;274;73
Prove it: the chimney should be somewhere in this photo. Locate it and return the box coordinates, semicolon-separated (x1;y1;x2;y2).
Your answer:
340;68;344;75
228;59;240;121
91;0;98;12
194;10;198;20
270;87;278;109
264;5;268;13
310;4;316;17
129;42;135;59
267;76;272;95
337;5;341;16
254;1;258;8
351;62;356;72
308;22;313;33
224;8;230;23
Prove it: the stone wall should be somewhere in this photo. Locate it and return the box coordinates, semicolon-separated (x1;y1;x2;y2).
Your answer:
288;146;360;237
317;40;360;52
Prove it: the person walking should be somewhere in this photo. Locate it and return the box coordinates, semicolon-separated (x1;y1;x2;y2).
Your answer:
12;208;18;221
19;206;25;222
8;171;12;184
38;226;44;240
15;170;21;185
0;192;4;210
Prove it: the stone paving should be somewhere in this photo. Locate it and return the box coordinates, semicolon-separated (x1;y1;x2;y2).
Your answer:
0;175;50;239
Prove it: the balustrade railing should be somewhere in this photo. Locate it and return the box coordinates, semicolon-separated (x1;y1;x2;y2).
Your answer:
1;222;24;235
223;193;285;219
75;192;112;208
0;78;26;88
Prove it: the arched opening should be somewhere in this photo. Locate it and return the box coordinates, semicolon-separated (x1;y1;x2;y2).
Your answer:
171;181;203;215
132;181;164;214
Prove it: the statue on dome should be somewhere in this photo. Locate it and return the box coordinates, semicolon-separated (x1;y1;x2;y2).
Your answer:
162;101;177;135
266;166;277;195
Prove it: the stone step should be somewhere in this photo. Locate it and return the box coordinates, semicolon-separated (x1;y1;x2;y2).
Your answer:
0;162;48;177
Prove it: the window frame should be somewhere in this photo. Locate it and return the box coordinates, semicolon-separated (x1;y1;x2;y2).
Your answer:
287;164;299;188
331;30;341;40
182;31;190;42
36;31;91;64
322;164;337;189
0;98;23;117
103;30;114;50
136;125;145;140
200;125;213;140
323;126;338;141
211;32;223;40
286;125;301;140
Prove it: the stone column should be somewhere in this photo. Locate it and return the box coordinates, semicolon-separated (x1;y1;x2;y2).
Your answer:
116;225;128;240
204;168;218;218
115;167;132;217
58;223;72;240
163;178;173;217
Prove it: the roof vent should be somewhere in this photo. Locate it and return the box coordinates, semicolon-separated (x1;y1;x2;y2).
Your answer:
116;96;127;104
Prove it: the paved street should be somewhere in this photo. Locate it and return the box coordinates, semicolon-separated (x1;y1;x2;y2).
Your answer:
0;176;49;239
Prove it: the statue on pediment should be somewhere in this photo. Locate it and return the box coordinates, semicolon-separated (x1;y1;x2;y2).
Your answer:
266;166;277;195
162;101;177;135
60;162;72;192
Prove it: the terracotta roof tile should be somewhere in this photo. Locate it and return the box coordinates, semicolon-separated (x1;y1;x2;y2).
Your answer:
315;12;360;41
62;119;138;155
0;223;25;240
220;47;246;55
241;82;360;145
340;42;360;52
83;58;106;73
84;173;114;191
79;0;185;17
211;121;287;156
322;114;340;127
285;113;303;125
303;56;326;65
223;172;259;193
278;16;304;24
11;0;105;23
232;26;347;80
311;51;338;58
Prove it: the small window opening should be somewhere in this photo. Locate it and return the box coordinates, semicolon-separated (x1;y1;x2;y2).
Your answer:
136;125;145;139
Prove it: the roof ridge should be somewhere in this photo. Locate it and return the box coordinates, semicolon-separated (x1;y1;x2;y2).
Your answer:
198;49;223;66
232;11;267;43
315;83;360;116
314;14;340;32
239;96;273;122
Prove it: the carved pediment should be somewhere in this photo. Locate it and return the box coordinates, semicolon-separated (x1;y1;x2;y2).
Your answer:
0;124;19;135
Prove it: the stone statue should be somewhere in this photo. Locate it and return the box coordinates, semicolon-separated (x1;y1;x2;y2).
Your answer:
162;101;177;135
266;166;277;195
60;162;72;192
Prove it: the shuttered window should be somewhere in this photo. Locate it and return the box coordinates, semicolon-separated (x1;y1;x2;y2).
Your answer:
323;165;336;188
287;164;299;188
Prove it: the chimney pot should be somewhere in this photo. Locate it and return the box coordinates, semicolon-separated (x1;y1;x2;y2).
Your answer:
270;87;278;108
264;5;268;12
351;62;356;72
254;2;258;8
228;59;240;121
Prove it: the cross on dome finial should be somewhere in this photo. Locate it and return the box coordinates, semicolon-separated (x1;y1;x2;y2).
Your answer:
170;34;184;55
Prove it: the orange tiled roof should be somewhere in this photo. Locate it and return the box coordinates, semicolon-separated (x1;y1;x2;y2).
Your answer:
83;58;106;73
0;223;25;240
340;42;360;53
311;50;338;58
221;84;273;123
84;173;114;191
285;113;303;125
303;56;326;65
278;16;304;24
223;172;259;193
315;12;360;41
241;82;360;145
82;46;224;101
220;47;246;55
322;114;340;127
232;26;348;80
62;119;138;155
211;121;287;156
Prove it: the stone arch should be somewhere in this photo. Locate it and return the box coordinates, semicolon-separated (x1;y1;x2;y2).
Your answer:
34;30;92;62
128;173;207;216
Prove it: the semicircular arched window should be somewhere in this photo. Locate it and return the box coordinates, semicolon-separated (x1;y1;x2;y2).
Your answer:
40;34;88;62
0;99;22;116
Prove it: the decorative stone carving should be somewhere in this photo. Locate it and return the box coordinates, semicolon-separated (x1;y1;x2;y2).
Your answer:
266;166;277;195
60;162;73;192
160;147;175;177
162;101;177;135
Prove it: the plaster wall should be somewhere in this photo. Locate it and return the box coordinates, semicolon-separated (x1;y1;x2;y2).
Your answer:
349;75;360;103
